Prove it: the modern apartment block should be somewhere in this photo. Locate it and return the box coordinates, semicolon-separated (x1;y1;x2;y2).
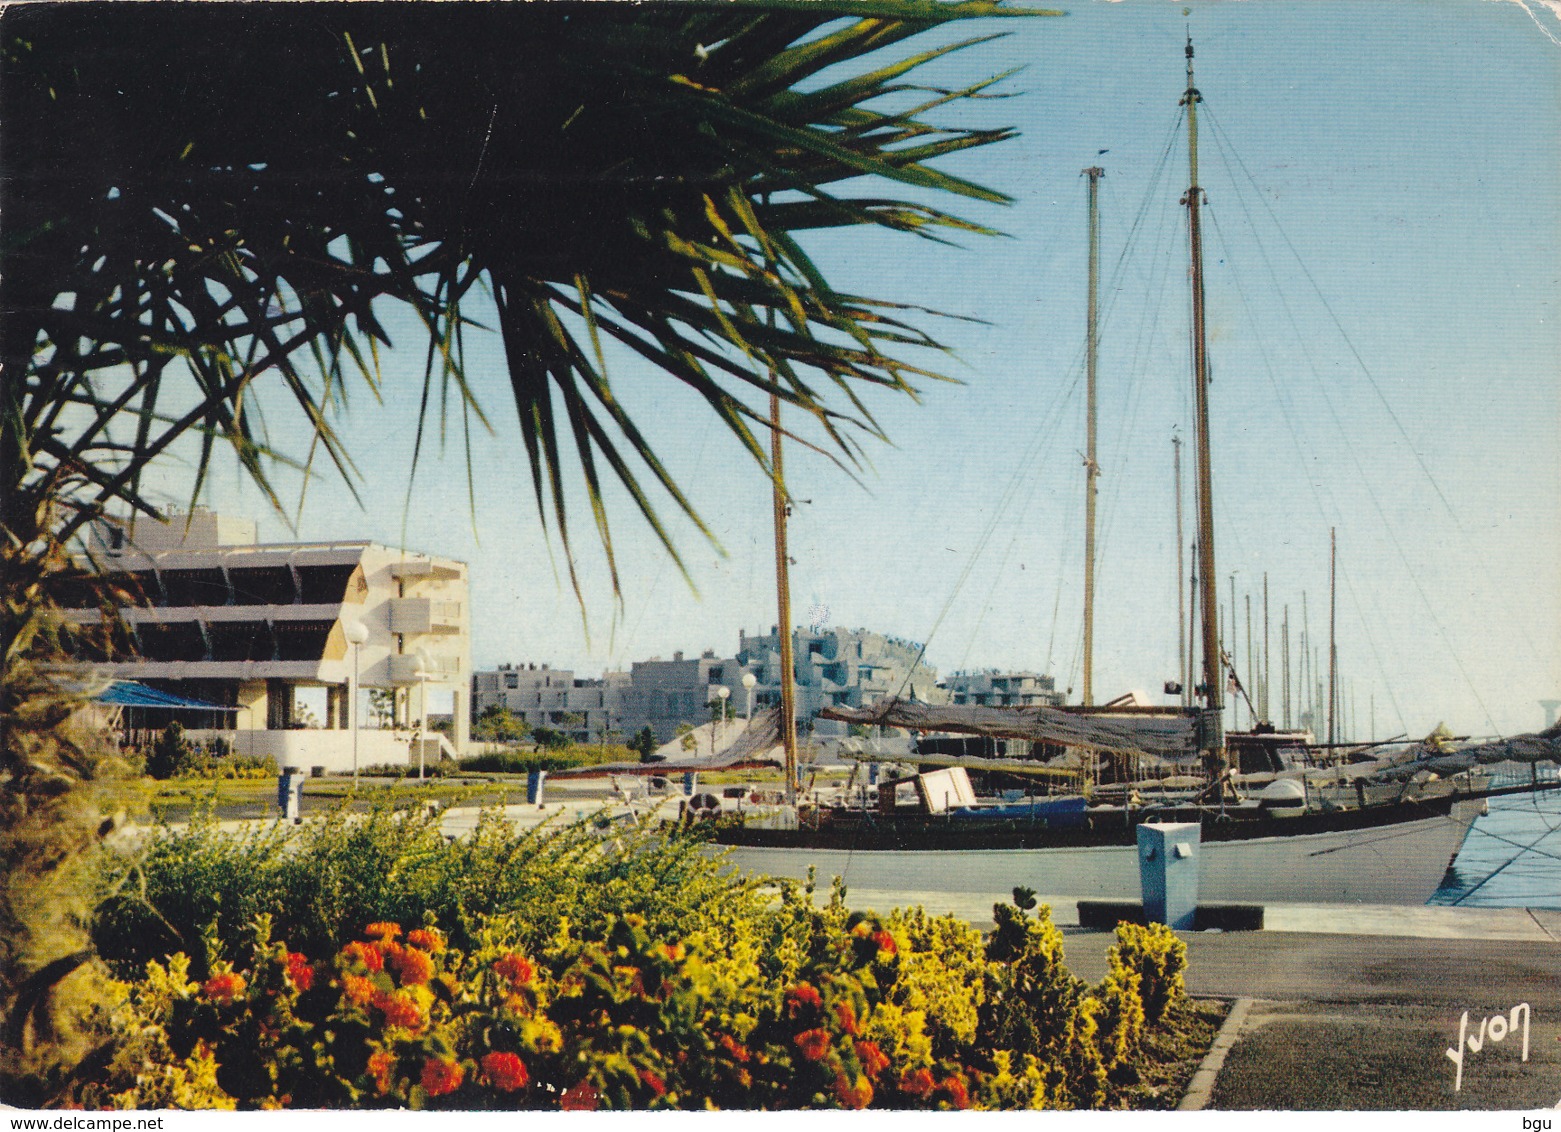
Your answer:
64;508;470;771
735;626;946;737
941;670;1066;709
471;664;631;743
473;626;949;744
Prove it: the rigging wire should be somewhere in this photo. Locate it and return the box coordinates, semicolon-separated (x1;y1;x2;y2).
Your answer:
1202;103;1461;528
1197;194;1410;736
1199;111;1497;735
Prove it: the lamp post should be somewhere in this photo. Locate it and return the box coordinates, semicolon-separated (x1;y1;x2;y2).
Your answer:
411;649;430;782
343;620;368;782
741;671;757;722
712;685;730;755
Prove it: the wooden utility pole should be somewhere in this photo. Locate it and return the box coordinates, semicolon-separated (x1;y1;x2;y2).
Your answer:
1082;165;1104;707
771;394;799;802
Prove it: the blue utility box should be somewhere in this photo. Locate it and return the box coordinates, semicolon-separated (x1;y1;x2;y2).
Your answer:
1137;821;1200;930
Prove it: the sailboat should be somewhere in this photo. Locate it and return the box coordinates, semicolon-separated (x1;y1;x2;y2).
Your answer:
710;39;1561;906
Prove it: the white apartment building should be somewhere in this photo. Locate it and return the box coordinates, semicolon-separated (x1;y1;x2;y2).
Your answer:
65;509;470;772
473;627;948;744
941;670;1065;708
471;664;631;743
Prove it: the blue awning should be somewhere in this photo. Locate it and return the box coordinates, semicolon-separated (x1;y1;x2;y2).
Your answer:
95;680;239;711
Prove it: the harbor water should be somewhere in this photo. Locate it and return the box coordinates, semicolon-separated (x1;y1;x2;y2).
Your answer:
1429;790;1561;909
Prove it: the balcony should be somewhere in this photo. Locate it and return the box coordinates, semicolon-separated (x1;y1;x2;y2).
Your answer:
387;597;462;635
389;559;463;582
388;651;463;685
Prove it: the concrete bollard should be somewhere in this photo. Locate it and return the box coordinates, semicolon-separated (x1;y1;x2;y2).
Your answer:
1137;821;1200;930
526;770;547;806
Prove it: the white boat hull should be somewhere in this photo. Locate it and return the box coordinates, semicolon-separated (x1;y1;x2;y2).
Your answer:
717;798;1484;906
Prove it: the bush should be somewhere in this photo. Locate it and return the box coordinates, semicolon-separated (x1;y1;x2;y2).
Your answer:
1107;923;1186;1025
93;803;768;979
145;722;194;780
459;745;635;776
84;816;1196;1111
79;886;1194;1112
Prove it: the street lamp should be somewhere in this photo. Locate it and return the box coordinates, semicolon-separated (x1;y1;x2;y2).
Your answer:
715;685;730;752
741;671;757;722
343;620;369;782
411;648;430;782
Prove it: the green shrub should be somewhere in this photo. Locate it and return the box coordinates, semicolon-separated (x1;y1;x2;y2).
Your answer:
1107;922;1186;1024
145;723;194;780
93;802;770;979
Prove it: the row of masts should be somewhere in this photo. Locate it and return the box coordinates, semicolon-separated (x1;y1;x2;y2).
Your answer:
1078;38;1363;757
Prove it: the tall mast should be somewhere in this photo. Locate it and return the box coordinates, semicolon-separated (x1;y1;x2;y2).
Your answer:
1183;34;1222;764
1082;165;1104;707
771;393;799;802
1173;433;1187;706
1262;574;1271;724
1281;603;1291;729
1328;527;1338;748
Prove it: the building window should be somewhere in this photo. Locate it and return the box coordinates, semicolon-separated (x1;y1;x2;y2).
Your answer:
505;673;518;689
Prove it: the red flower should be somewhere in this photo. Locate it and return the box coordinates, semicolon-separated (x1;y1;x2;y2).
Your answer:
343;974;376;1006
718;1033;751;1063
420;1057;464;1098
480;1051;529;1092
407;928;445;953
340;940;384;973
639;1069;667;1098
373;988;426;1031
834;1001;860;1036
365;922;402;941
559;1082;599;1111
494;953;535;985
794;1028;832;1062
786;982;822;1015
285;951;314;992
936;1074;970;1110
899;1067;935;1097
201;972;246;1004
389;945;433;986
855;1041;890;1077
366;1050;396;1096
833;1072;873;1109
871;930;897;956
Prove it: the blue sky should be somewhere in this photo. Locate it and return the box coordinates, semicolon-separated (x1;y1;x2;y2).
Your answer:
161;0;1560;739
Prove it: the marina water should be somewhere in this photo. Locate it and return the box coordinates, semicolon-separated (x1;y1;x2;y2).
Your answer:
1430;790;1561;909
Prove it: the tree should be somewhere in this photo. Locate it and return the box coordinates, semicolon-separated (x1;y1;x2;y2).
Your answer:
1;1;1045;1103
473;705;530;744
629;726;660;764
676;723;699;754
367;689;398;730
144;722;193;781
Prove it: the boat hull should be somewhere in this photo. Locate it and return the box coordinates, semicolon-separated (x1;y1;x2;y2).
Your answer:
716;797;1484;906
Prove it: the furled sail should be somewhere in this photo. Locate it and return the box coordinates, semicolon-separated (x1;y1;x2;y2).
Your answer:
818;698;1207;760
1364;722;1561;781
548;705;784;779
